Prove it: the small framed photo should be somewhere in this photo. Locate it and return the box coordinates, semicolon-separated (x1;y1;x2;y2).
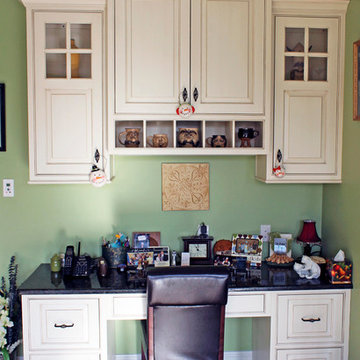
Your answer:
181;252;190;266
151;246;170;267
132;232;161;247
231;234;263;267
127;249;154;268
133;233;150;248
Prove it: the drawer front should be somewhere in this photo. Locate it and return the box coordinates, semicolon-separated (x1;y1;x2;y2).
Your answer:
277;294;343;344
30;354;99;360
277;348;342;359
29;298;99;350
113;294;146;319
226;294;265;316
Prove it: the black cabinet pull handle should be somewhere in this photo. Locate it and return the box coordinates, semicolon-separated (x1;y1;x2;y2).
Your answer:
182;88;188;102
193;87;199;102
301;317;321;323
54;323;75;329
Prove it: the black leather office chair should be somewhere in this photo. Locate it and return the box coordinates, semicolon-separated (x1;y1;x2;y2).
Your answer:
141;266;229;360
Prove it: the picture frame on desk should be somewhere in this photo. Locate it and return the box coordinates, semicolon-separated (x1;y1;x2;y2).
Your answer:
132;231;161;247
0;84;5;152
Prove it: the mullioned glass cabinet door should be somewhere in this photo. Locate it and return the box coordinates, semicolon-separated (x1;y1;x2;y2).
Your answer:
31;12;103;182
273;17;340;177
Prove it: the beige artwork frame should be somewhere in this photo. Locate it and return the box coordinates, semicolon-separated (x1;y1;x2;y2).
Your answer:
162;163;209;211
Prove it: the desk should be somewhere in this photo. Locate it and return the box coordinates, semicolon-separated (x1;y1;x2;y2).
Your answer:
19;265;352;360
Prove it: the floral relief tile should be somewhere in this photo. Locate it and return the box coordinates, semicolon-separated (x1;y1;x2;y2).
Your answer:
162;163;209;211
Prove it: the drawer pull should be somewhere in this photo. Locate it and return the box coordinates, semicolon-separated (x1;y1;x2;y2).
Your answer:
54;323;74;329
301;317;321;323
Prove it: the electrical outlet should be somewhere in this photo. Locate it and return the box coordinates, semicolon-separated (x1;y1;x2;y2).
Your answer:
3;179;14;197
260;224;271;242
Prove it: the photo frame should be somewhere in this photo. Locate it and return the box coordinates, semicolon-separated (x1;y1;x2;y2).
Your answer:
0;84;5;151
353;40;360;120
231;234;263;267
126;249;154;268
132;232;161;247
151;246;170;267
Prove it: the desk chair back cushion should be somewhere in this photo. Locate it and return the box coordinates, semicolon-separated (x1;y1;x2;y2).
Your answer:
146;267;229;360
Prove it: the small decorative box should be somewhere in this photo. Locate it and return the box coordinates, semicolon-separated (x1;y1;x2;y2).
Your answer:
327;259;352;284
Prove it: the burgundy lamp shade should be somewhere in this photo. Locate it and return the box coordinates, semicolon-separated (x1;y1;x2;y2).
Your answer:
297;220;321;244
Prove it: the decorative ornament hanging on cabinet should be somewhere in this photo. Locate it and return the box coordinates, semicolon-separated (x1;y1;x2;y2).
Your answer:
273;149;286;178
176;87;195;118
89;149;107;187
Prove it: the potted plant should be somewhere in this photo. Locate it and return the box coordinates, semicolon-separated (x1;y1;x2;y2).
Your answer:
0;257;21;360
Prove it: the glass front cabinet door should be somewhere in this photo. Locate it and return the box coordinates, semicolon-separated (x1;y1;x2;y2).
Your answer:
272;17;341;182
29;12;104;183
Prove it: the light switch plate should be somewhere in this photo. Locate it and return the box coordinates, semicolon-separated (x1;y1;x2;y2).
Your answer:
260;224;271;242
3;179;14;197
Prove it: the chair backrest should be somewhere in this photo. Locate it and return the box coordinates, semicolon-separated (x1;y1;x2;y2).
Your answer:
146;266;229;360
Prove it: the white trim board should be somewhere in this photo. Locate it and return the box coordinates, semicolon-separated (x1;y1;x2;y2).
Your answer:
113;351;252;360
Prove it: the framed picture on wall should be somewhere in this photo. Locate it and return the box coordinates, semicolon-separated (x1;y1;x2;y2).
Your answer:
0;84;5;151
353;40;360;120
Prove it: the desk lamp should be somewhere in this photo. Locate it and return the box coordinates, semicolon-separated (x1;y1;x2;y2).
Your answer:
297;219;321;256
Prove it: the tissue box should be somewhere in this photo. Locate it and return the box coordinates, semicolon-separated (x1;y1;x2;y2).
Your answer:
327;259;352;284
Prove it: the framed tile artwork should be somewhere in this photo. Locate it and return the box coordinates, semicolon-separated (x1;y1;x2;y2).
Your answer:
162;163;209;211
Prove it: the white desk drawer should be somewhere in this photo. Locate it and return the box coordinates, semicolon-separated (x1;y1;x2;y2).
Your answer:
277;348;342;359
113;294;147;319
226;293;265;316
277;294;343;344
30;354;99;360
28;298;99;350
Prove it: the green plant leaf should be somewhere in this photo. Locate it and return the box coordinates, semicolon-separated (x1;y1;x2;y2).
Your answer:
1;348;10;360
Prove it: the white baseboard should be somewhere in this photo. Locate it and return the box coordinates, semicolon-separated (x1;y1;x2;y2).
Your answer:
114;351;252;360
18;352;252;360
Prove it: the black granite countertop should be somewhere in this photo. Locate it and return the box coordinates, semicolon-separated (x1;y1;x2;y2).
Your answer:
18;263;352;295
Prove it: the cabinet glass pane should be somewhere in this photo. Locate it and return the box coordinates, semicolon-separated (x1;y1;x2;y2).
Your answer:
46;24;66;49
285;28;304;52
309;57;327;81
309;28;328;53
285;56;304;80
71;54;91;79
46;54;66;78
70;24;91;49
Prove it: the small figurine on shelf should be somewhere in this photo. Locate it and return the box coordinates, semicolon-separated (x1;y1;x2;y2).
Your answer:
171;250;177;266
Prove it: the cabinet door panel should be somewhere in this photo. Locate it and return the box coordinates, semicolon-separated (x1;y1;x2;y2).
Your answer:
277;348;342;360
115;0;190;114
274;17;339;176
191;0;265;114
32;12;103;181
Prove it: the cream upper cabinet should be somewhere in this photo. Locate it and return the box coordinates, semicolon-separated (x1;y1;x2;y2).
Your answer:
22;0;107;184
114;0;190;114
112;0;265;115
190;0;264;114
255;0;348;183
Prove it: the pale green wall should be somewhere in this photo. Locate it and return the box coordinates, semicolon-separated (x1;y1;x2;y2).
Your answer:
322;1;360;359
0;0;326;355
